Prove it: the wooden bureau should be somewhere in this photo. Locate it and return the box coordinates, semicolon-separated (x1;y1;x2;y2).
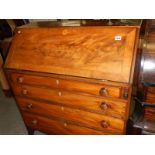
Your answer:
4;23;140;134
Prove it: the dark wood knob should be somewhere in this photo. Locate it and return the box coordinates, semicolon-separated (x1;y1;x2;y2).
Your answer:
22;89;28;95
27;103;32;109
32;120;37;125
17;76;24;83
99;88;108;96
101;120;109;128
100;102;108;110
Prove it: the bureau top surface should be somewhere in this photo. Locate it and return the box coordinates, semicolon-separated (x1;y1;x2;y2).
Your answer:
5;26;138;83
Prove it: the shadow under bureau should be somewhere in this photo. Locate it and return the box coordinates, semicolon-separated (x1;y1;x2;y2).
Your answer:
4;25;140;134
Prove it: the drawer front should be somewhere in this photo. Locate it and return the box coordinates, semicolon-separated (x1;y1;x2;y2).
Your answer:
11;73;121;98
23;112;110;135
146;87;155;104
144;107;155;120
12;84;127;119
11;73;57;88
17;97;125;134
59;79;121;98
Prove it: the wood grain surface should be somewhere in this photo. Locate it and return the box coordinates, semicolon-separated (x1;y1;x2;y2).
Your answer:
11;72;122;98
23;112;114;135
12;84;127;119
4;25;139;135
17;98;124;134
5;27;138;83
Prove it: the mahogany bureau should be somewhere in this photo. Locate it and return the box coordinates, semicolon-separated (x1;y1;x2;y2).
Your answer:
4;23;140;134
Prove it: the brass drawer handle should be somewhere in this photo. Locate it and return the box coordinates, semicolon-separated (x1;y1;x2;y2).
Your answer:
17;76;24;83
22;89;28;95
101;120;109;128
100;102;108;110
99;88;108;96
27;103;32;109
32;120;38;125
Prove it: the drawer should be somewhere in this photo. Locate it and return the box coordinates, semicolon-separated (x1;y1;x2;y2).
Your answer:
144;107;155;120
11;72;57;88
17;97;125;134
22;112;110;135
11;73;122;98
146;87;155;104
59;79;121;98
12;84;127;119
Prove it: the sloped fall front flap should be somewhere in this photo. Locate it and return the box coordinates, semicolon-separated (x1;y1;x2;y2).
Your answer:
5;26;138;83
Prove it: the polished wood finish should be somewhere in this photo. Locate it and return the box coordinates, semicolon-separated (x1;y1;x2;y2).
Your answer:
5;25;140;135
16;97;125;134
144;107;155;120
23;112;116;135
130;20;155;134
145;87;155;103
12;84;127;119
141;21;155;123
7;69;131;87
11;72;122;99
142;52;155;83
5;27;138;83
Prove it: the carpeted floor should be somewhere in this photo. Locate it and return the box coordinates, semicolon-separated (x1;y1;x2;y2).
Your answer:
0;86;43;135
